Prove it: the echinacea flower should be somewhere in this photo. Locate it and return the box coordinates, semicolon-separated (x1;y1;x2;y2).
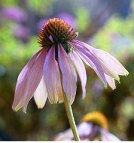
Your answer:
12;18;128;112
54;112;120;141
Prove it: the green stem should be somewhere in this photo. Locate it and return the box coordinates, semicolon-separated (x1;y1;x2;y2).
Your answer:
63;94;80;141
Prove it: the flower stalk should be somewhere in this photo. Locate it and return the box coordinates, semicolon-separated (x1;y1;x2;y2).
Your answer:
63;93;80;141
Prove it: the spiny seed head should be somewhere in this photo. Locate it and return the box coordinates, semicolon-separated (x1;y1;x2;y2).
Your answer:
38;18;77;48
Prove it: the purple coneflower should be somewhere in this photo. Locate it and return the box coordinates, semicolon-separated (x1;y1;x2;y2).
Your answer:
12;18;128;112
54;112;120;141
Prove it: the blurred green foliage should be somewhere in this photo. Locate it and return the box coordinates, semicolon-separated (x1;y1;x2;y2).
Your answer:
93;16;134;57
75;7;90;32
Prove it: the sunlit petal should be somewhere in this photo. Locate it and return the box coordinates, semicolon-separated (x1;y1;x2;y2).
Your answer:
12;49;46;112
70;51;87;98
58;44;77;104
71;42;107;87
44;46;64;104
91;48;129;78
74;40;128;81
105;74;116;90
34;77;48;109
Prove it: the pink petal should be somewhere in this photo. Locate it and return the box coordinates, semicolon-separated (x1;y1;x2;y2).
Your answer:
12;48;47;112
70;42;107;87
90;48;129;80
105;74;116;90
12;50;41;111
70;51;87;98
58;44;77;104
44;46;63;104
73;40;128;80
34;77;48;109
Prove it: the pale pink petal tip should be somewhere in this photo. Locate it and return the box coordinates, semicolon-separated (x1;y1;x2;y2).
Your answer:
34;77;48;109
105;74;116;90
12;104;21;112
124;69;129;76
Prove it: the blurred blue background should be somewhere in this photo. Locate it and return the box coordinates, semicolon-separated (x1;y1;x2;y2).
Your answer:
0;0;134;141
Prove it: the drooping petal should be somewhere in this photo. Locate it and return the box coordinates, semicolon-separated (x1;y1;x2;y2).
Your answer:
12;50;41;111
12;48;47;112
34;77;48;109
73;40;129;80
70;51;87;98
58;44;77;104
13;50;41;108
70;42;107;87
105;74;116;90
44;46;63;104
90;48;129;79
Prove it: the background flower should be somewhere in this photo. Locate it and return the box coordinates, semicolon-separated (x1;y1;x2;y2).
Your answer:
2;7;27;23
54;112;120;141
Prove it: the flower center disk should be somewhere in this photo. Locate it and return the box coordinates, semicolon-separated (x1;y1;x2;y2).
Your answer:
38;18;77;48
